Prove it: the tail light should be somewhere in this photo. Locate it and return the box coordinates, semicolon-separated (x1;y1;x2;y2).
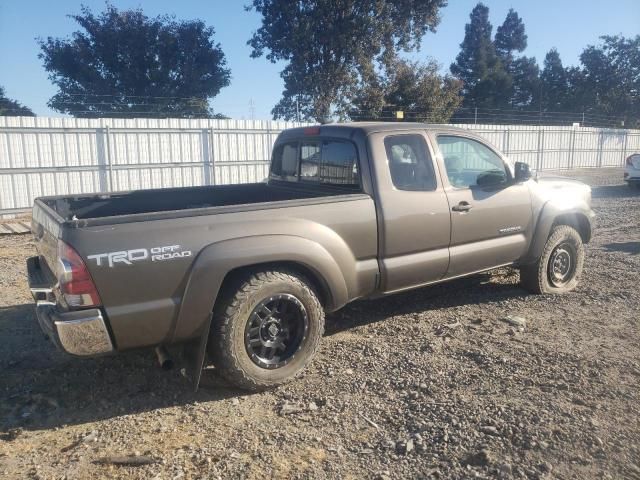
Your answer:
57;241;101;308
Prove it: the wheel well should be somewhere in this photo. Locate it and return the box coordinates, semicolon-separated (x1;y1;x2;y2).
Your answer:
553;213;591;243
216;261;332;309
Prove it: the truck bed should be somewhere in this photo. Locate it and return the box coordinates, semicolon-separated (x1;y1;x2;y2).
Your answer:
39;182;361;225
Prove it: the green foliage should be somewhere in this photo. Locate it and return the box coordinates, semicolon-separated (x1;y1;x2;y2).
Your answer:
577;36;640;127
510;56;540;108
494;8;527;62
450;3;511;108
0;86;35;116
350;58;463;122
248;0;447;121
451;3;638;126
39;4;231;118
495;9;536;108
539;48;568;111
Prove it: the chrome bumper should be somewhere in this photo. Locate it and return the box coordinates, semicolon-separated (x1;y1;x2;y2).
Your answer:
27;256;114;356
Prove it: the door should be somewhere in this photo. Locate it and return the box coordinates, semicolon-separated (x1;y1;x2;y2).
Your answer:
433;134;533;278
369;131;452;293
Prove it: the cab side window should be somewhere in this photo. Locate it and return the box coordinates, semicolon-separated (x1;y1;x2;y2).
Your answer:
437;136;508;188
271;142;299;180
384;134;437;191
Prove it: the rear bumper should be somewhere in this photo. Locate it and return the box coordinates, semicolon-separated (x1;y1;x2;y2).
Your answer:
27;256;114;356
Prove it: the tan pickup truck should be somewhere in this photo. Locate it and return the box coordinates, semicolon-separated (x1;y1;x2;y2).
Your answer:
27;123;595;390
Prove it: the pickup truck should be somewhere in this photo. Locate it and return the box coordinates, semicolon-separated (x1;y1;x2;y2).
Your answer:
27;123;595;391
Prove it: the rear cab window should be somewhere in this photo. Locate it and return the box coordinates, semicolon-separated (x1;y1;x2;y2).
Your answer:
270;138;360;189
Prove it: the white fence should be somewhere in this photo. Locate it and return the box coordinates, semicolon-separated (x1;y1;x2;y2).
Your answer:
460;124;640;171
1;116;639;215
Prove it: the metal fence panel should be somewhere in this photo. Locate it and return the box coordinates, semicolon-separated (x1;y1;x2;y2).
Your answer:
1;116;638;215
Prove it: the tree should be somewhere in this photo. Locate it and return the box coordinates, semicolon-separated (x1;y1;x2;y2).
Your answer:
494;8;527;64
248;0;447;121
0;86;35;116
494;8;536;108
510;56;540;108
39;4;231;118
349;58;463;123
540;48;569;111
450;3;511;109
578;36;640;127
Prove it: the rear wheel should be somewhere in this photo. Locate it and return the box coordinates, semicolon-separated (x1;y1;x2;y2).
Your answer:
209;270;324;391
520;225;585;294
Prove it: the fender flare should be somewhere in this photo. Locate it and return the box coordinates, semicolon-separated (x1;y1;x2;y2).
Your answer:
175;234;352;391
172;234;349;344
523;200;594;264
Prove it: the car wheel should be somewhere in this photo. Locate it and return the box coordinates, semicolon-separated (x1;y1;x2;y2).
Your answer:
520;225;585;294
209;269;324;391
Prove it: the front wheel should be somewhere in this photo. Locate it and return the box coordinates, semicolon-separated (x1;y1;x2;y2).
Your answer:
520;225;585;294
209;270;324;391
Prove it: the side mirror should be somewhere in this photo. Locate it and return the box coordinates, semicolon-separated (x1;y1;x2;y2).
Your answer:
514;162;531;182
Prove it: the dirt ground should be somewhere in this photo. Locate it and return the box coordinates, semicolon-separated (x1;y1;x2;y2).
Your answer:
1;168;639;480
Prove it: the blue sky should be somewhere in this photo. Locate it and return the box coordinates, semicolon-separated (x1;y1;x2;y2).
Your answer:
0;0;638;119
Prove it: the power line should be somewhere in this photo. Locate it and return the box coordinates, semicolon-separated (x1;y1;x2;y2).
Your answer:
55;93;212;101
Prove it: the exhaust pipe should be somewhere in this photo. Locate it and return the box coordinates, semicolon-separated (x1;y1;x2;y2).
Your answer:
155;345;174;370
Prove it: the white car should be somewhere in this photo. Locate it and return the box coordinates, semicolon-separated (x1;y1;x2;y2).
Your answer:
625;153;640;189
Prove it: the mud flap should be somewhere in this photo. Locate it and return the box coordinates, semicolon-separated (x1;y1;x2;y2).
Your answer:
182;313;212;392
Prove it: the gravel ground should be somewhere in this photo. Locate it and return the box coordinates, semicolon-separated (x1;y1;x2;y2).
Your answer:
1;168;639;480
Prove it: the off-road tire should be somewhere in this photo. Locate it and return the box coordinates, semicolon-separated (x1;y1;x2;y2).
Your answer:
520;225;585;294
209;270;324;391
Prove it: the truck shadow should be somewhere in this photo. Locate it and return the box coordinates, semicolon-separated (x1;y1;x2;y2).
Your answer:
603;241;640;255
326;269;528;336
0;304;242;434
591;184;640;199
0;270;526;433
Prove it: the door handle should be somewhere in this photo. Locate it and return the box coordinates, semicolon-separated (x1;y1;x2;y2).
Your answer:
452;201;472;212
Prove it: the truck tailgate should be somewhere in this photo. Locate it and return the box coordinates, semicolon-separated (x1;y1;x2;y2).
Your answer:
31;198;65;273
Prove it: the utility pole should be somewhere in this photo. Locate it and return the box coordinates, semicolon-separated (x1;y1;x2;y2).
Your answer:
474;107;477;125
296;96;301;123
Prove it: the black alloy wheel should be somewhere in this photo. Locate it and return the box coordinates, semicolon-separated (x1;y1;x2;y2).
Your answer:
244;293;309;369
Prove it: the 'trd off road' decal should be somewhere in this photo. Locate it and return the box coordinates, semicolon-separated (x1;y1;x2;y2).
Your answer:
87;245;192;268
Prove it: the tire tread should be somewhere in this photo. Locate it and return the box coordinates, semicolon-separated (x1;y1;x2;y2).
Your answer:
209;269;324;391
520;225;584;294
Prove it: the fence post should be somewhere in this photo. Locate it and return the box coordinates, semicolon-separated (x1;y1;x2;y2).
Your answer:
202;128;212;185
597;130;604;168
96;128;109;192
105;125;115;191
621;130;628;167
569;128;576;169
210;128;217;185
536;129;544;171
503;129;509;155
